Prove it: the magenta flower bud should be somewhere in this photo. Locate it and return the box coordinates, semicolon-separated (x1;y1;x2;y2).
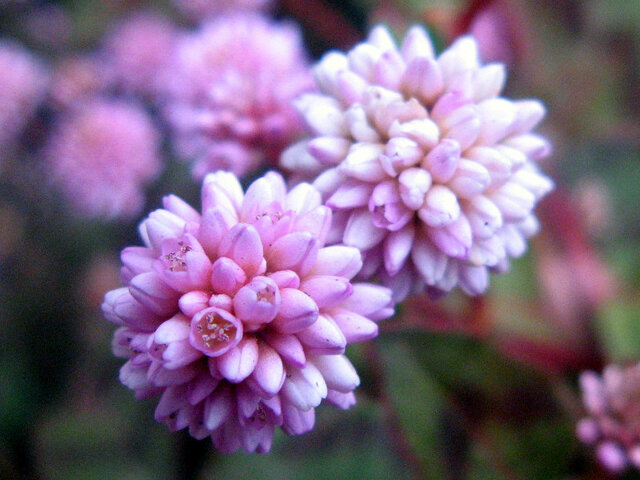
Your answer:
310;246;362;280
248;342;285;397
233;276;281;328
387;118;439;150
327;180;374;210
310;354;359;392
103;171;393;453
369;180;413;231
282;402;315;436
267;270;300;289
263;331;306;368
384;223;415;276
419;185;461;228
217;337;259;383
380;137;423;175
448;159;491;199
339;143;386;182
151;315;202;369
296;314;347;354
330;308;379;343
422;138;460;183
301;276;353;309
210;257;247;296
217;224;264;278
129;272;180;316
398;168;432;210
190;307;243;357
271;288;319;334
281;363;327;411
266;232;319;276
307;136;351;166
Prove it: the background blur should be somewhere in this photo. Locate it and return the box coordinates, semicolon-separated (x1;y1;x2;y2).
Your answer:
1;0;640;479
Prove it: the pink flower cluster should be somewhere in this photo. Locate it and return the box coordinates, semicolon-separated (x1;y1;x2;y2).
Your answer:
45;99;162;219
103;172;393;453
577;365;640;473
102;11;177;98
282;25;553;299
0;40;49;154
165;14;314;179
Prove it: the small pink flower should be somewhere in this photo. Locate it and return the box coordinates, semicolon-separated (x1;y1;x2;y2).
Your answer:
102;171;394;453
45;99;162;219
577;365;640;473
281;25;553;299
164;13;314;179
0;40;49;154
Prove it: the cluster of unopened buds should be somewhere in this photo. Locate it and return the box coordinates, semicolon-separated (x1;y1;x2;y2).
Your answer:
102;23;554;453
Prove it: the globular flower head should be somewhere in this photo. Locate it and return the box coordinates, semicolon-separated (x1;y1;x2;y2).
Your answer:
102;171;393;453
577;365;640;473
165;13;314;179
281;25;553;299
50;54;108;109
102;11;178;98
0;40;49;154
45;99;162;219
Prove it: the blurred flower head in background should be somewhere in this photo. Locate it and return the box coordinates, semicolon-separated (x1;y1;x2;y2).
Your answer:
281;25;553;300
102;10;177;98
103;171;393;453
164;13;314;179
44;98;162;219
577;365;640;473
0;39;49;157
49;54;108;109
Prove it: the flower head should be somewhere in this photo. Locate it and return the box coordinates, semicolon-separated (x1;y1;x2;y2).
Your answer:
50;54;108;109
0;40;49;154
577;365;640;473
281;25;553;299
164;14;314;179
45;99;162;219
102;171;393;453
102;11;177;98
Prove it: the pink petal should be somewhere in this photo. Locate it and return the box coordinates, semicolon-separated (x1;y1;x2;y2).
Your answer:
271;287;319;334
218;224;264;278
300;275;353;309
330;307;379;343
263;330;306;368
310;354;359;393
296;314;347;354
217;337;259;383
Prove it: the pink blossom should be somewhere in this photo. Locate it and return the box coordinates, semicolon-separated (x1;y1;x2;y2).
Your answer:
164;13;314;179
0;40;49;154
102;171;394;453
281;25;553;299
45;99;162;219
577;365;640;473
49;55;108;109
102;11;178;98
